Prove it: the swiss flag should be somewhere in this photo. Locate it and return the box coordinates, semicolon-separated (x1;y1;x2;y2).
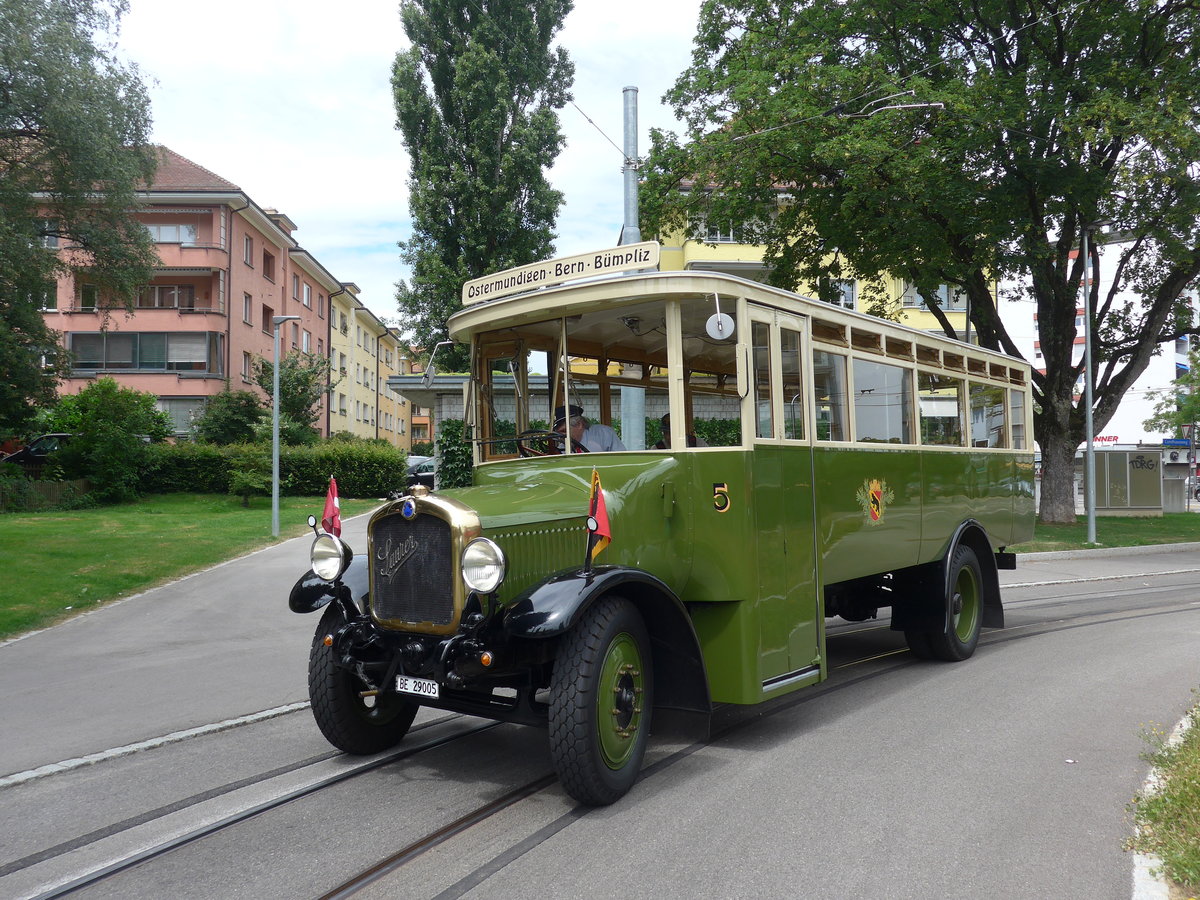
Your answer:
321;476;341;536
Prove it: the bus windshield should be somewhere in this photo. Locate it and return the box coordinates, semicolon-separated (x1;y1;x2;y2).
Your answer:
469;290;742;459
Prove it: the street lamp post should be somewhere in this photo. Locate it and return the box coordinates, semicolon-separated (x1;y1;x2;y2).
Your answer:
272;315;301;538
1081;224;1108;545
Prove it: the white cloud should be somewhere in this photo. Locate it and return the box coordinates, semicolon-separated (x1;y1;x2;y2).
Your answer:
119;0;703;322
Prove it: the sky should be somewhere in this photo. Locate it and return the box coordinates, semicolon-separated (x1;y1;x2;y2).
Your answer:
116;0;705;325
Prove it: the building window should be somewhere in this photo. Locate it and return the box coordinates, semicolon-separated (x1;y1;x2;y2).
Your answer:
291;322;299;348
902;282;967;310
819;278;856;309
76;283;100;311
243;235;253;265
262;304;273;334
156;397;207;435
262;250;276;282
317;338;323;356
292;274;300;300
137;285;198;310
241;351;252;382
243;293;253;324
37;282;57;311
68;331;224;374
145;223;197;245
338;393;347;416
318;293;325;318
706;222;740;243
302;283;311;307
302;330;311;353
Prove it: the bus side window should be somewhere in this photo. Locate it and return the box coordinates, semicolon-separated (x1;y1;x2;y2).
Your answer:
752;321;773;439
970;382;1007;448
854;359;913;444
782;328;803;440
918;372;964;446
813;349;848;442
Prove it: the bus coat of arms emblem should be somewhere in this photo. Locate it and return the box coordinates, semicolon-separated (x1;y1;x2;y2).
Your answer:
856;478;894;525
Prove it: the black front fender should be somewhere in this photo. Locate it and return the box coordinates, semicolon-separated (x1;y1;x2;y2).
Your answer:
504;566;676;639
288;554;370;616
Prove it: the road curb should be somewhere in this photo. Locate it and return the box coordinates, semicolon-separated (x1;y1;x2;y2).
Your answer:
1017;541;1200;562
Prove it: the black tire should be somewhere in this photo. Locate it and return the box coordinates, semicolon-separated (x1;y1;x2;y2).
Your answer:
913;544;984;662
903;627;937;659
549;596;653;806
308;605;417;755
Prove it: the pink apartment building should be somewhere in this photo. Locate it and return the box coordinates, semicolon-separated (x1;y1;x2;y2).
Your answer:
42;146;342;435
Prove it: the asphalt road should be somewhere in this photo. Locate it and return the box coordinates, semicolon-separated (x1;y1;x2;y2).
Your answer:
1;525;1198;899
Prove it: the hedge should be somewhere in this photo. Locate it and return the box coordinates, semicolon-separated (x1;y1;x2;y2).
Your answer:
141;442;410;498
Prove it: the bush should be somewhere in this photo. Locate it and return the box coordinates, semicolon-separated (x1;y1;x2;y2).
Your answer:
191;389;266;444
410;440;434;456
142;442;233;493
228;452;271;506
436;419;473;488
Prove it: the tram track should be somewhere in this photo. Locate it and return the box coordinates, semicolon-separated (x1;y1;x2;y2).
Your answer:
8;587;1200;900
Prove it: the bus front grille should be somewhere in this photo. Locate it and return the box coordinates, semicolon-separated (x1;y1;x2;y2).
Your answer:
370;513;455;628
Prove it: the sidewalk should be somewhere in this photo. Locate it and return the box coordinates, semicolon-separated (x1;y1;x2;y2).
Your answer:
1001;541;1200;587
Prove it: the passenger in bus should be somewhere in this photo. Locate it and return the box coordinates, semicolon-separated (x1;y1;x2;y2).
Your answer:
654;413;706;449
553;405;626;452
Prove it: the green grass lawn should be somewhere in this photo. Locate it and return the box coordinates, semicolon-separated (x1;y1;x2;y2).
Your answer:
0;493;381;639
1011;512;1200;553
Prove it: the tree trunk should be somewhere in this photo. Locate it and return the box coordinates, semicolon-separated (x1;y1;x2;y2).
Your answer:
1038;429;1079;524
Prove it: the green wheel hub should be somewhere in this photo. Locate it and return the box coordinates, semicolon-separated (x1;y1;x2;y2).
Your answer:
597;632;645;770
950;559;980;642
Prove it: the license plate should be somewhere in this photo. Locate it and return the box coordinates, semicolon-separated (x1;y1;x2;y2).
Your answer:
396;674;439;699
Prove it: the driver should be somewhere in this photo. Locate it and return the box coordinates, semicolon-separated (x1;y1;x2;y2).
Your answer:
553;405;626;453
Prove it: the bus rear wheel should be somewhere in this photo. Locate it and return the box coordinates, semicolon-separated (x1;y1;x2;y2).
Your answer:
904;544;983;662
549;596;653;806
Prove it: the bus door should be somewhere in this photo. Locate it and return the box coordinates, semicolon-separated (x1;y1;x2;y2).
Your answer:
748;306;821;693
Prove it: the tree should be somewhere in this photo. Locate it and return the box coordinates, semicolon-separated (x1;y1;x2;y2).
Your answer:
0;0;158;436
642;0;1200;523
190;388;266;445
391;0;574;371
45;377;172;501
1144;347;1200;437
254;351;335;440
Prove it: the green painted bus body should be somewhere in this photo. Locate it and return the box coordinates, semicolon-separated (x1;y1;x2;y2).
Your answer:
444;441;1033;705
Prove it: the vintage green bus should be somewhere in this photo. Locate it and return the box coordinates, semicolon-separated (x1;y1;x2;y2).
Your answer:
289;244;1035;806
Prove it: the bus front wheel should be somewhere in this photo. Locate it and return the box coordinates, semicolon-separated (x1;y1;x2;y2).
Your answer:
548;596;653;806
904;544;983;662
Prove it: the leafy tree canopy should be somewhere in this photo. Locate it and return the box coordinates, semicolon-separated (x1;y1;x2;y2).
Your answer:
643;0;1200;522
190;388;266;445
43;377;172;501
0;0;158;436
254;351;336;436
1144;347;1200;438
392;0;574;371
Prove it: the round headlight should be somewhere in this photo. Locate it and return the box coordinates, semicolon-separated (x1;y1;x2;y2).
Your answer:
462;538;506;594
311;533;348;581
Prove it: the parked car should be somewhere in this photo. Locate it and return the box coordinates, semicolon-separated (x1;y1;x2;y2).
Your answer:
406;455;436;489
2;433;72;473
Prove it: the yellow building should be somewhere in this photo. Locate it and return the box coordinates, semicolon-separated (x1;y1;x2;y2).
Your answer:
658;221;976;341
326;285;413;447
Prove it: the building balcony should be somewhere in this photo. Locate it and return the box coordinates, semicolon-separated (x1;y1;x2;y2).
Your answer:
153;243;227;271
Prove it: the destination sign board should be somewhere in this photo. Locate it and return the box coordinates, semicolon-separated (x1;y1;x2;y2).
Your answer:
461;241;660;305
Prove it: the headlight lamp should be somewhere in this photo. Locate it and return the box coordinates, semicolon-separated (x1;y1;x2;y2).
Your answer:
461;538;506;594
310;533;350;581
